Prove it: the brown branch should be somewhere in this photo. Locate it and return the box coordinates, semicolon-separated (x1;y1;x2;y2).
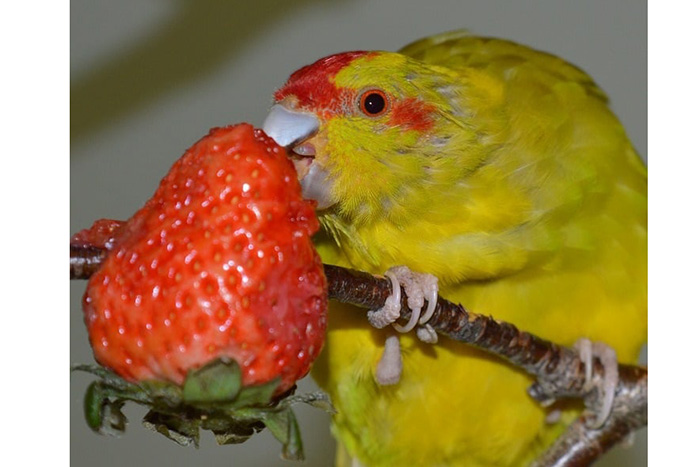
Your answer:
71;241;647;466
70;244;109;280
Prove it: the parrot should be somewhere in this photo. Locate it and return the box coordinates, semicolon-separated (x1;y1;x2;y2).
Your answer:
262;31;647;466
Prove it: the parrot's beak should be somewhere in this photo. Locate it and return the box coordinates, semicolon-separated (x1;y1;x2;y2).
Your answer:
263;104;335;210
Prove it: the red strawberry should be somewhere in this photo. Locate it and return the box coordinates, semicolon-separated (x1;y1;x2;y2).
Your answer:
82;123;327;396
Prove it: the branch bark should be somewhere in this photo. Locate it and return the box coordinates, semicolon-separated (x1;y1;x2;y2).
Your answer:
70;238;647;466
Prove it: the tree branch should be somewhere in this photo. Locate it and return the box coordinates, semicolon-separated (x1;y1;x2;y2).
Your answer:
70;244;109;280
70;236;647;466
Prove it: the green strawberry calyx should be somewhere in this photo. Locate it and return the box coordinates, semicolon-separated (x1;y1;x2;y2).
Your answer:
72;359;335;461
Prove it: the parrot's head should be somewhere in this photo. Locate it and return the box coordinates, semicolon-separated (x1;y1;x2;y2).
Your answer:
263;51;499;224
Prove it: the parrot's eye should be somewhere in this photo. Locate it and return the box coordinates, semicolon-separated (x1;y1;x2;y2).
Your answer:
359;89;389;117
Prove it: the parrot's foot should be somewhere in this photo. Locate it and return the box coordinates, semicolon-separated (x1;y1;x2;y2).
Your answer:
367;266;439;343
374;335;403;386
545;409;562;425
574;338;619;428
368;266;439;386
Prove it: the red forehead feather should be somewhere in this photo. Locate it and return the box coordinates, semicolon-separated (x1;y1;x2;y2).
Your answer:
274;51;373;113
274;51;435;133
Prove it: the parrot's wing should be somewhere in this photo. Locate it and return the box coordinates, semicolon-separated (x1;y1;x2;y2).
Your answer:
399;31;609;104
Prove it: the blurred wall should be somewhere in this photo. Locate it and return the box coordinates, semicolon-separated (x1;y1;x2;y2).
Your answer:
70;1;647;465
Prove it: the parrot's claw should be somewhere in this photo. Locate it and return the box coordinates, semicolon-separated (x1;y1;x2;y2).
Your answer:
574;338;619;429
374;335;403;386
416;324;438;344
545;409;562;425
367;266;439;342
368;266;439;385
367;269;403;328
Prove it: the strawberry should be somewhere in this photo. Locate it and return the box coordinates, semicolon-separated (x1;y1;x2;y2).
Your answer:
82;123;327;396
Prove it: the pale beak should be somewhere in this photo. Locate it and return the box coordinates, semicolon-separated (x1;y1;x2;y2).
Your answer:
262;104;319;147
262;104;335;210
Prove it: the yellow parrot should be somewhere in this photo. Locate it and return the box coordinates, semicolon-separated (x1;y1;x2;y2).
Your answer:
262;31;647;466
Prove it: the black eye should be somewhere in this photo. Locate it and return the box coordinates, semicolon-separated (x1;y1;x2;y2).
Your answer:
359;90;389;116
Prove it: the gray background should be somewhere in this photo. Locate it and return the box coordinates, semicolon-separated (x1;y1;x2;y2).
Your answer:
70;0;647;465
